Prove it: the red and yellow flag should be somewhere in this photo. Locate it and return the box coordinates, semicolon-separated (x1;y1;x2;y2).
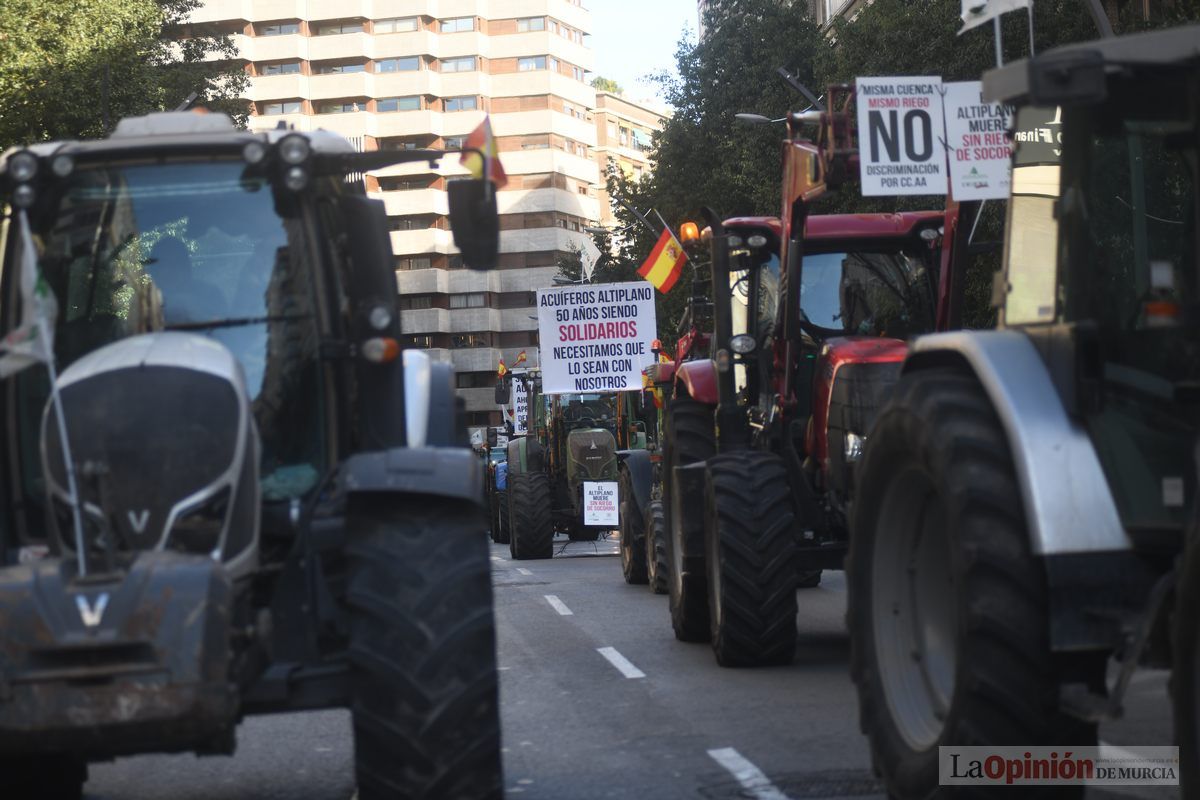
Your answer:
514;350;527;366
497;357;507;378
638;228;687;293
459;116;508;189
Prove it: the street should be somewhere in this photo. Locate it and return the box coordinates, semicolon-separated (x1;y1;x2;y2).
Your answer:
84;537;1180;800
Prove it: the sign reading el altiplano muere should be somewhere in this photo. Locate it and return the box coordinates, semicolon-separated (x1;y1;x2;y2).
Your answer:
537;282;658;395
943;81;1014;201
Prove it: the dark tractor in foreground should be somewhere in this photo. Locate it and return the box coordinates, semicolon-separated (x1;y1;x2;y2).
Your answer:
0;113;503;799
848;26;1200;799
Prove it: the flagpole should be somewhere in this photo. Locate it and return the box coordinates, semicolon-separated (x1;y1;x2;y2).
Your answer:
993;17;1004;67
38;316;88;576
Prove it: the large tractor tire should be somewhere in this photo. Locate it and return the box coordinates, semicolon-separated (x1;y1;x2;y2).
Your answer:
704;451;798;667
494;490;510;544
848;368;1093;800
345;498;503;800
508;472;554;560
0;756;86;799
645;499;669;595
1173;461;1200;795
664;398;715;642
620;467;648;584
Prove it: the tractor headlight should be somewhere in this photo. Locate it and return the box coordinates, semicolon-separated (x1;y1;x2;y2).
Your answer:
50;154;74;177
730;334;756;354
12;183;36;209
8;150;39;182
844;432;865;462
169;487;231;557
747;234;767;248
278;133;311;165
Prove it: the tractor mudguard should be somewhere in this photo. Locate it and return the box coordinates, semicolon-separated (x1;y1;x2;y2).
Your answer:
904;330;1129;556
675;360;718;404
0;551;237;759
617;449;654;517
342;446;483;507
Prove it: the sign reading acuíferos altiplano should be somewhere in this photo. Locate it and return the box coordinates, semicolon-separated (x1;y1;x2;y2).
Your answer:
537;282;658;395
509;369;529;435
856;76;946;196
943;81;1014;201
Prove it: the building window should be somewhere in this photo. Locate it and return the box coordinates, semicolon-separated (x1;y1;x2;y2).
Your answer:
572;66;584;81
261;62;301;75
400;296;433;310
375;16;418;33
451;333;490;348
548;20;558;34
518;56;547;72
378;96;421;112
377;57;420;72
315;63;365;74
517;17;546;32
396;256;433;271
315;22;363;36
258;22;299;36
448;254;464;269
444;136;466;150
440;56;476;73
440;17;474;33
317;101;361;114
444;96;477;112
449;293;486;309
403;335;434;348
263;101;302;114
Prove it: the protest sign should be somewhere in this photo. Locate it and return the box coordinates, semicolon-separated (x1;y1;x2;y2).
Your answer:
583;481;619;527
536;282;658;395
856;76;946;196
943;81;1014;201
510;369;529;435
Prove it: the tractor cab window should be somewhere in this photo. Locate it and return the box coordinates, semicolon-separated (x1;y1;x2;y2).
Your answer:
7;161;326;540
1004;106;1062;326
799;246;936;339
728;235;780;342
561;393;615;430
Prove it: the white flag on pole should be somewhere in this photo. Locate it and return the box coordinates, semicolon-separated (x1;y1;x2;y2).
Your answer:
960;0;1031;33
0;211;57;378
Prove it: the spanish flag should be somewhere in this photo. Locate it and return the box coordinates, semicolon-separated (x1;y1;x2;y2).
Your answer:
638;228;687;293
459;116;508;189
514;350;527;367
497;357;507;378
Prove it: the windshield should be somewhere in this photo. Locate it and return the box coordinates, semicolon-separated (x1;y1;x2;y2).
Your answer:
799;247;936;339
560;393;615;429
16;160;324;508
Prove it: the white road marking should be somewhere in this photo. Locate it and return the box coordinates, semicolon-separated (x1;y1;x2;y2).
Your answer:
517;567;533;575
706;747;790;800
597;646;646;679
490;556;503;562
544;594;573;615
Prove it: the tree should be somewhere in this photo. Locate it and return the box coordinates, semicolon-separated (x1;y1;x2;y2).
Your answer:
0;0;247;147
590;76;623;94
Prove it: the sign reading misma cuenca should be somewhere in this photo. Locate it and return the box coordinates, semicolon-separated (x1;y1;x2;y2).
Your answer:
536;282;658;395
856;76;947;196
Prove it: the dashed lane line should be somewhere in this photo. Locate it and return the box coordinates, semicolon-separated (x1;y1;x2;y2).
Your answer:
707;747;790;800
596;646;646;679
544;594;573;615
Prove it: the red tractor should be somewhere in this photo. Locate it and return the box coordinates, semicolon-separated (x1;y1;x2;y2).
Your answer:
662;92;980;665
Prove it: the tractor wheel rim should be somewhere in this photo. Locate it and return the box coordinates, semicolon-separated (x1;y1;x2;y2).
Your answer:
872;465;957;752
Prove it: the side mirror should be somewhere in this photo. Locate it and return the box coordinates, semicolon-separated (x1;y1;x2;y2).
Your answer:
448;179;499;270
494;379;509;405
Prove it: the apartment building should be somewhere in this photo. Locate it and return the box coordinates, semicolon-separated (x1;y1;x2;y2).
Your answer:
188;0;601;429
591;91;667;229
810;0;867;27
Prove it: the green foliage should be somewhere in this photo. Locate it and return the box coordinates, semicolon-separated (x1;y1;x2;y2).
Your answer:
590;76;623;94
0;0;247;147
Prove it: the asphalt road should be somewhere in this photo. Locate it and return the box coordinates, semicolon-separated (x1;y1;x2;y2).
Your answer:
83;535;1180;800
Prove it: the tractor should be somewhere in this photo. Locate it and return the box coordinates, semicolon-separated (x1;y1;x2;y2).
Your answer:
848;24;1200;798
0;112;503;799
503;371;623;559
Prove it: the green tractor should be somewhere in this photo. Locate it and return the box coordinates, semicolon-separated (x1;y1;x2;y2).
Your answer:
502;373;622;559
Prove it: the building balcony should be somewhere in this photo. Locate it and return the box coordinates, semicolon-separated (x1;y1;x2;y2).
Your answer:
245;34;304;62
249;111;308;133
184;0;249;23
391;228;456;255
379;188;449;216
368;30;437;60
447;307;502;332
502;149;598;184
500;307;539;331
499;265;559;293
396;267;449;295
400;307;448;334
497;187;599;221
307;72;370;101
434;31;488;60
488;71;593;109
449;347;505;373
369;70;437;99
457;386;500;413
499;226;591;254
446;270;501;294
307;32;370;62
304;0;368;21
371;109;445;138
492;109;596;148
249;74;305;103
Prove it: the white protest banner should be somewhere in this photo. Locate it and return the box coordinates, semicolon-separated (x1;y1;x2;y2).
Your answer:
510;369;529;435
583;481;619;527
536;282;657;395
943;81;1014;201
856;76;947;196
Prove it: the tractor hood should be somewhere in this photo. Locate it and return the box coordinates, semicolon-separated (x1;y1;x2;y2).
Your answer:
40;333;260;579
566;428;618;485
